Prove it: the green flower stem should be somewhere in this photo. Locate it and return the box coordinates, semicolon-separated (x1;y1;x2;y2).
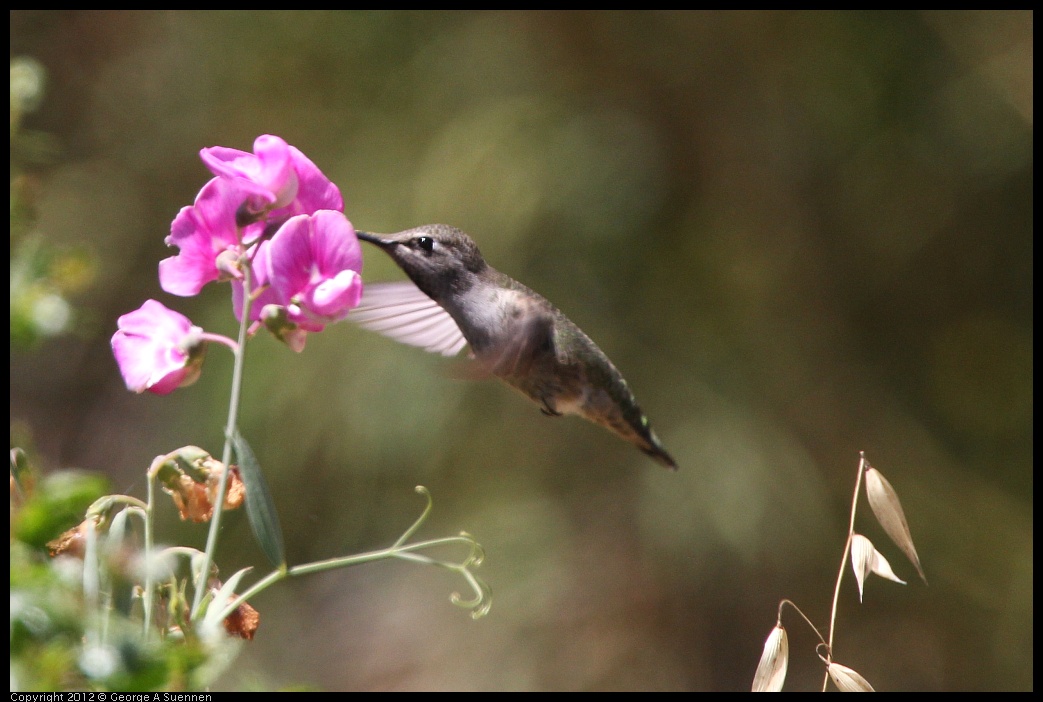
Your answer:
143;473;156;638
191;262;254;619
288;535;481;576
86;494;148;515
90;500;152;639
391;486;435;548
82;520;101;648
207;486;490;623
159;545;206;559
211;534;487;624
199;331;239;352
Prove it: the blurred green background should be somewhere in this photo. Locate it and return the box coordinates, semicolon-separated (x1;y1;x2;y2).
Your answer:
10;10;1032;691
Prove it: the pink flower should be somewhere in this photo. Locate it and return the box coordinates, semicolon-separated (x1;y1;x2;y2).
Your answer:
159;177;250;296
201;134;297;212
267;210;363;331
160;136;345;301
276;145;344;218
200;135;342;220
111;300;206;394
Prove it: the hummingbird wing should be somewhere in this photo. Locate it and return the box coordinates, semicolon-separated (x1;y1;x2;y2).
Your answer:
346;281;469;357
486;304;557;379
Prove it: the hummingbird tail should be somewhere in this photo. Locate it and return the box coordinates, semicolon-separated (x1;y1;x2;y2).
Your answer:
643;442;678;471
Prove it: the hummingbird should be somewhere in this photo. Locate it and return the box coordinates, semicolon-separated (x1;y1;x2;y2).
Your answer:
348;224;676;469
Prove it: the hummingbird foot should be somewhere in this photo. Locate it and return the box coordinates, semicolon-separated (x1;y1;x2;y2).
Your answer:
540;399;563;417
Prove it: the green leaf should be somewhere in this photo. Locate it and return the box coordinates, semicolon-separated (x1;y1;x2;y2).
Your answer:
233;431;286;568
14;470;110;549
201;566;254;637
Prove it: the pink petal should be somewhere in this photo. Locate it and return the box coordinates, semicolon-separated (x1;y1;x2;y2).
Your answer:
160;178;246;296
267;215;315;305
111;300;199;393
308;269;363;318
266;211;364;324
199;135;298;210
252;135;298;207
287;146;343;214
310;210;362;276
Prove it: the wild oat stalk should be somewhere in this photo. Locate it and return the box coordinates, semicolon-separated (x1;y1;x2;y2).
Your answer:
751;452;926;692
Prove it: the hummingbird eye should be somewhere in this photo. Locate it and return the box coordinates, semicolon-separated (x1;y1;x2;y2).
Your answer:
416;236;435;253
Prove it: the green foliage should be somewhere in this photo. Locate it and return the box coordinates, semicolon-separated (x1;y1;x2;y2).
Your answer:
14;470;111;549
10;56;94;348
9;470;222;692
234;431;287;569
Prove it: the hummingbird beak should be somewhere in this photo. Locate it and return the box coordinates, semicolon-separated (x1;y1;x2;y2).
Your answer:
355;231;395;248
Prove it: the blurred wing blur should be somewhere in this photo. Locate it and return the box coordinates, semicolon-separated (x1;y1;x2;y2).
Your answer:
347;281;468;357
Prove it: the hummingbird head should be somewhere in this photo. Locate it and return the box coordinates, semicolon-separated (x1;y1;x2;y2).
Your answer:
356;225;488;300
